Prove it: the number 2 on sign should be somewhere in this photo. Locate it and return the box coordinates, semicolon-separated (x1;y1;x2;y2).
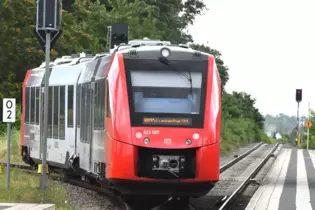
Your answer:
2;98;16;123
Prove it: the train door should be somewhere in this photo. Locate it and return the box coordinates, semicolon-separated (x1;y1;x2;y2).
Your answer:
46;86;67;164
78;82;93;171
28;86;41;160
104;77;111;164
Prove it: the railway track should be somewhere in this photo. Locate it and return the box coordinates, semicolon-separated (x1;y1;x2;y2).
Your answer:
189;143;280;210
0;142;273;210
216;143;280;210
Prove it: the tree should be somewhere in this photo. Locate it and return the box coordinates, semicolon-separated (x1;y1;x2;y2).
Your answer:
190;44;229;89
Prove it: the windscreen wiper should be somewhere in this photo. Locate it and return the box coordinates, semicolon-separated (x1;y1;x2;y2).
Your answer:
158;57;193;99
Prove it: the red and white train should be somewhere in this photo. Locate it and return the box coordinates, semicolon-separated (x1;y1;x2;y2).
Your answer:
20;37;221;199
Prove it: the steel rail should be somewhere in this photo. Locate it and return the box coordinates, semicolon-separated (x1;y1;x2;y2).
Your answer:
218;143;279;210
220;142;264;172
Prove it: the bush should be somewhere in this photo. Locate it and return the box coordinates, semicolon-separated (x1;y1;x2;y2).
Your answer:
220;118;272;154
299;135;315;149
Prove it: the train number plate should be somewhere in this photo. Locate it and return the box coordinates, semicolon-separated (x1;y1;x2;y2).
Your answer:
143;130;160;135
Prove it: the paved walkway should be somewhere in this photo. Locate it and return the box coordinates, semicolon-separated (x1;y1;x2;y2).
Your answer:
246;148;315;210
0;203;54;210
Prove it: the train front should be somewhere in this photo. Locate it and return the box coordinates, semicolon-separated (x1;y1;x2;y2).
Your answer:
107;45;221;197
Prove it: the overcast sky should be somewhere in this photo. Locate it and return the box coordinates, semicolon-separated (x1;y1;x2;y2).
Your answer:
188;0;315;117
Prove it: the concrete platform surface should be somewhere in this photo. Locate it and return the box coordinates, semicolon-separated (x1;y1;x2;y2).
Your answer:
0;203;55;210
246;148;315;210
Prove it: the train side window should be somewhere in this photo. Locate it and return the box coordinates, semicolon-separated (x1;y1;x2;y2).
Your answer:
25;87;30;124
59;86;65;139
80;84;85;142
85;83;88;142
48;86;53;138
99;79;104;127
94;81;99;129
67;85;74;128
98;80;103;129
105;79;110;118
84;83;88;143
53;86;59;139
35;87;40;125
77;85;81;128
87;83;92;143
30;87;35;124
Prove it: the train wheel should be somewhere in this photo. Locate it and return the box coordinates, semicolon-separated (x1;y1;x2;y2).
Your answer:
60;170;69;182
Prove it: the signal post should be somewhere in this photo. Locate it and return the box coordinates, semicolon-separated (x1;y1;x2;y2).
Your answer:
295;89;302;146
35;0;62;190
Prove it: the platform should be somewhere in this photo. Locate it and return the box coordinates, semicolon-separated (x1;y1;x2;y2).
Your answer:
246;148;315;210
0;203;55;210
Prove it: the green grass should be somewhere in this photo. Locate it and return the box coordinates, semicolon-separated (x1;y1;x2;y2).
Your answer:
0;130;73;209
0;129;22;163
0;168;73;210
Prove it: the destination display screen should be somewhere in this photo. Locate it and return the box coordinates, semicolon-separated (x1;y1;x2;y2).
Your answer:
143;117;192;125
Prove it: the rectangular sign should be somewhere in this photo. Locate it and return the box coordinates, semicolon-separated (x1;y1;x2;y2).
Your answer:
143;117;192;125
2;98;16;123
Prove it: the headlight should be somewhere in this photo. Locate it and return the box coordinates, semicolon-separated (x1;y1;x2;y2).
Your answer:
185;139;192;145
144;138;150;144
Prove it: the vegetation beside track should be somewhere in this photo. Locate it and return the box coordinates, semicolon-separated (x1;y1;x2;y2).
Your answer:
0;168;72;210
0;130;22;163
0;131;73;209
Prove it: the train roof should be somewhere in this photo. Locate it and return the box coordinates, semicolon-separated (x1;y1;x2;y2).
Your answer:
26;38;213;87
32;38;212;70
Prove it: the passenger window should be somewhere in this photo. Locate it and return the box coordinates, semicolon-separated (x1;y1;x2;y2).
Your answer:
105;79;110;118
94;82;98;129
30;87;35;124
77;85;81;128
25;87;30;124
67;85;74;128
60;86;65;139
35;87;40;125
53;86;59;139
48;86;53;138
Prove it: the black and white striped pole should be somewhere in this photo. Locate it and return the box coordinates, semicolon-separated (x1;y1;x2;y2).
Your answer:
2;98;16;191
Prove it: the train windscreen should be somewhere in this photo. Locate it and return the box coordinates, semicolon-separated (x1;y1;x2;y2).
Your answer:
124;59;208;128
130;70;202;115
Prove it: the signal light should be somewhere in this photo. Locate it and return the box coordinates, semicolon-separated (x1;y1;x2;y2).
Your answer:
110;23;128;48
296;89;302;102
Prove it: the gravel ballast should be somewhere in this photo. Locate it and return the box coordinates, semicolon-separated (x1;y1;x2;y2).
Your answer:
63;183;119;210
